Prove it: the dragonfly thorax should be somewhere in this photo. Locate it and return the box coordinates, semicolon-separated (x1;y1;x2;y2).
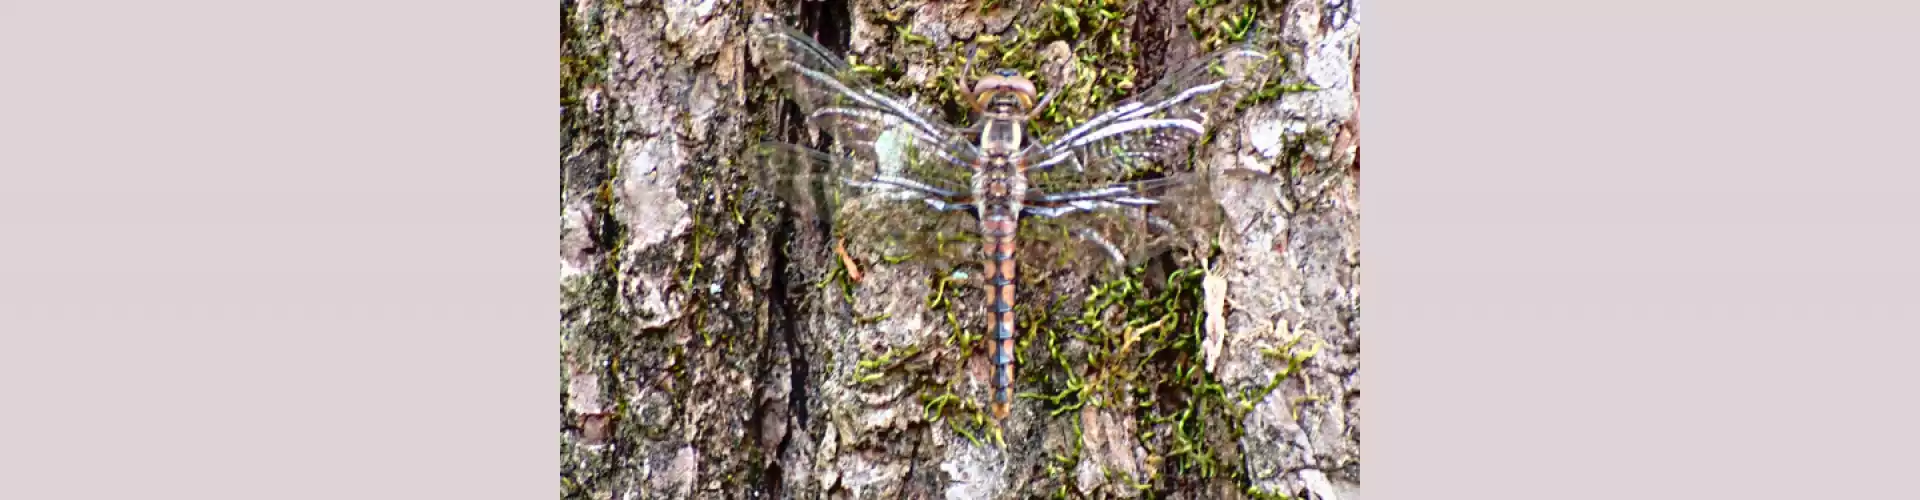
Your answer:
969;69;1037;156
975;157;1027;199
978;119;1024;155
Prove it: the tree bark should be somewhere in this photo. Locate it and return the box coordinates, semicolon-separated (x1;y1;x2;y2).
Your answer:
561;0;1360;498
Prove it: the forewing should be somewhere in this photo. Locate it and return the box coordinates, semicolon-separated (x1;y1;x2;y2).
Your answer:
747;13;980;189
1024;45;1278;189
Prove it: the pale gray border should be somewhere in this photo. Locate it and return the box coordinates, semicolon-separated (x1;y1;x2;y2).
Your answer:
0;1;553;498
3;0;1917;497
1374;0;1920;498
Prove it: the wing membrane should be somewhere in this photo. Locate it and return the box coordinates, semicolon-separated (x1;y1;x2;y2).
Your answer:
1012;45;1279;275
748;13;1283;282
747;13;979;191
1015;169;1279;279
1024;46;1278;190
746;141;979;271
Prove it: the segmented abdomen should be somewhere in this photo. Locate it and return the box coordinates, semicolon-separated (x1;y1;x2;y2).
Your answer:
981;222;1019;420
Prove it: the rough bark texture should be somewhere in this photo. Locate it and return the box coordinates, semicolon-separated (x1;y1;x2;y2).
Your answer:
560;0;1359;499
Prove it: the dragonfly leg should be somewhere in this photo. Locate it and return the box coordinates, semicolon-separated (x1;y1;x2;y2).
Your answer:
1025;90;1056;121
955;44;979;106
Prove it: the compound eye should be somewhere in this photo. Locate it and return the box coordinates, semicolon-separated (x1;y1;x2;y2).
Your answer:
971;70;1039;110
972;76;999;94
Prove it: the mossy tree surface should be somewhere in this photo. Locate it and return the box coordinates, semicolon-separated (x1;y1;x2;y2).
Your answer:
561;0;1359;498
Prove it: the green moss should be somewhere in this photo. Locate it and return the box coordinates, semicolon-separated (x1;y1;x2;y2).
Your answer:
910;268;999;440
896;25;932;46
1245;486;1296;500
832;0;1140;140
927;271;979;348
684;208;704;292
1220;4;1259;42
1188;0;1278;53
1044;262;1253;492
851;342;927;384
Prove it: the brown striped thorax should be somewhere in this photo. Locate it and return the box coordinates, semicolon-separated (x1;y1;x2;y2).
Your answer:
966;68;1041;160
746;13;1279;425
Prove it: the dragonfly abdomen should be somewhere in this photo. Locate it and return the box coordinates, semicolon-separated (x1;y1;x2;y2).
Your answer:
979;204;1020;420
982;234;1018;420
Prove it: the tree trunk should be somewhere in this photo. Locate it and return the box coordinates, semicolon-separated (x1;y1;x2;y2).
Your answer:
560;0;1359;498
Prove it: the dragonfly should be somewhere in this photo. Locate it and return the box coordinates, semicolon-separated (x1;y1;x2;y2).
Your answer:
745;12;1278;420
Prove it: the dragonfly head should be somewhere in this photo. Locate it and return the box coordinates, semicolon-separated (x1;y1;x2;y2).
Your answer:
971;68;1038;116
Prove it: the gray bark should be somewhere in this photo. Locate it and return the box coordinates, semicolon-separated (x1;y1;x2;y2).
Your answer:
560;0;1359;498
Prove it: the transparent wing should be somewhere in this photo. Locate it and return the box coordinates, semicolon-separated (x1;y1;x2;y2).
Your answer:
747;13;980;191
1016;170;1281;280
746;141;980;272
1023;45;1279;190
1012;44;1280;280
